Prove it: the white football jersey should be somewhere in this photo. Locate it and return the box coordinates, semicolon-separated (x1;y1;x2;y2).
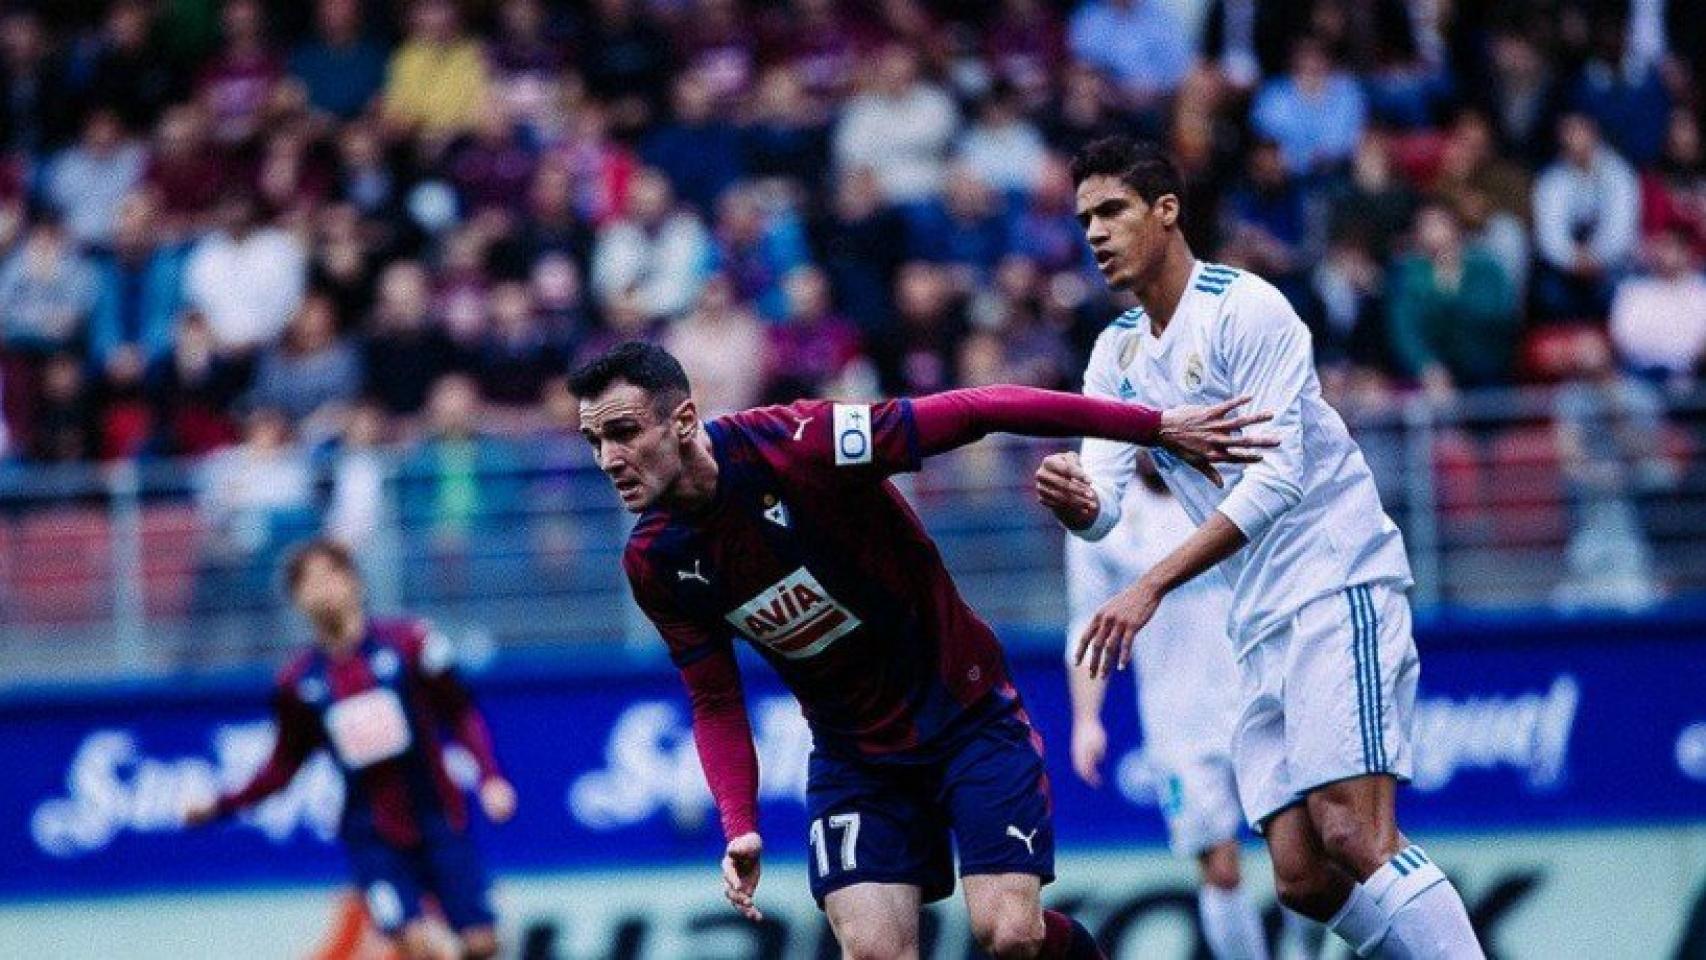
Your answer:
1065;479;1240;759
1073;261;1412;654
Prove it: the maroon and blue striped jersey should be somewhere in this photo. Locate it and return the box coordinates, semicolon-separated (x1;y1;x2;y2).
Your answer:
215;618;504;847
624;398;1019;760
622;386;1166;839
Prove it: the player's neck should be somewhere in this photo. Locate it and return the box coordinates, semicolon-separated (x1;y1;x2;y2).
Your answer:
317;610;366;656
664;431;721;514
1131;240;1196;337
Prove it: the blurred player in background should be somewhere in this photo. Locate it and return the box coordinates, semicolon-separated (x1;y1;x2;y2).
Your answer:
1039;136;1484;958
184;539;516;960
1059;454;1326;960
571;341;1274;959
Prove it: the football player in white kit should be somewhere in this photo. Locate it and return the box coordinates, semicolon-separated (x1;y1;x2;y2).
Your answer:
1038;136;1484;958
1063;458;1326;960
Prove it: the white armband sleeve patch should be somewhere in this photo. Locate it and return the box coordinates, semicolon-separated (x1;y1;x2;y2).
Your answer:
832;403;873;466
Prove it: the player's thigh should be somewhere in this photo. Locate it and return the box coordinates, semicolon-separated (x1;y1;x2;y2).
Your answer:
1284;583;1420;796
1229;635;1292;830
824;882;923;960
344;837;429;937
1197;839;1243;890
417;822;499;934
806;747;955;907
940;708;1055;886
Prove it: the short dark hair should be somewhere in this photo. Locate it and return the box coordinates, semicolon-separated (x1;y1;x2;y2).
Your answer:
568;341;691;415
284;538;358;594
1069;136;1184;207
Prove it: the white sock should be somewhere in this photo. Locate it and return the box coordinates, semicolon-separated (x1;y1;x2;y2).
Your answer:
1326;882;1388;957
1278;907;1328;960
1198;883;1272;960
1364;845;1485;959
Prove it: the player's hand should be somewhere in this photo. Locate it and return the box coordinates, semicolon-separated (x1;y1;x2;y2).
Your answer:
1075;579;1163;679
1034;451;1100;530
1071;719;1108;788
182;796;221;827
479;777;518;824
722;832;765;923
1156;396;1277;488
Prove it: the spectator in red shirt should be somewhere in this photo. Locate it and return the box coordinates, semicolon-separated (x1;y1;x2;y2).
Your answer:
145;106;227;234
763;264;864;401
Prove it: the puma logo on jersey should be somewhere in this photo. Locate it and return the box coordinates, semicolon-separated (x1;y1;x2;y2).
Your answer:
1006;825;1039;855
678;561;710;585
791;416;813;441
725;567;860;659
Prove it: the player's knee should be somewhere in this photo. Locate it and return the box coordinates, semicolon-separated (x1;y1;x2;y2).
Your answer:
397;924;454;960
1270;849;1339;920
837;922;918;960
1311;797;1399;877
971;907;1047;959
459;927;500;960
1199;841;1242;890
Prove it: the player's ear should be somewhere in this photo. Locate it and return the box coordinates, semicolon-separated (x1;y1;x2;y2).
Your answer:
1155;193;1181;229
670;396;700;442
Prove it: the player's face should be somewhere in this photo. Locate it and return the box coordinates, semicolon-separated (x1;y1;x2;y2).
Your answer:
293;556;362;627
579;382;690;513
1076;174;1174;291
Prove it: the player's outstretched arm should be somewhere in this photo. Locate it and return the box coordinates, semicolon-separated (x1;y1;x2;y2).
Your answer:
412;630;516;823
183;687;320;825
1075;512;1248;679
911;385;1275;485
1064;641;1113;787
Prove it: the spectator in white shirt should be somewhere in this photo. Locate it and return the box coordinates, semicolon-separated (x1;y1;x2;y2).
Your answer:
184;192;307;354
955;82;1048;197
0;217;98;353
833;44;959;207
45;108;147;248
591;167;712;323
1610;227;1706;386
1533;112;1640;321
1252;37;1368;176
1067;0;1193;107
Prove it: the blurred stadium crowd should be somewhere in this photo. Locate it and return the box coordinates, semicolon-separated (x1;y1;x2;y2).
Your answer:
0;0;1701;624
0;0;1699;468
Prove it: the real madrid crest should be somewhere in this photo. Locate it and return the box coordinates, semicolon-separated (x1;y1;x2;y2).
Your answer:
1184;352;1205;391
1118;333;1140;368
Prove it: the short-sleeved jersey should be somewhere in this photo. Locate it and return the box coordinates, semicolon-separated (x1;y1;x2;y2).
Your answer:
623;399;1017;758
